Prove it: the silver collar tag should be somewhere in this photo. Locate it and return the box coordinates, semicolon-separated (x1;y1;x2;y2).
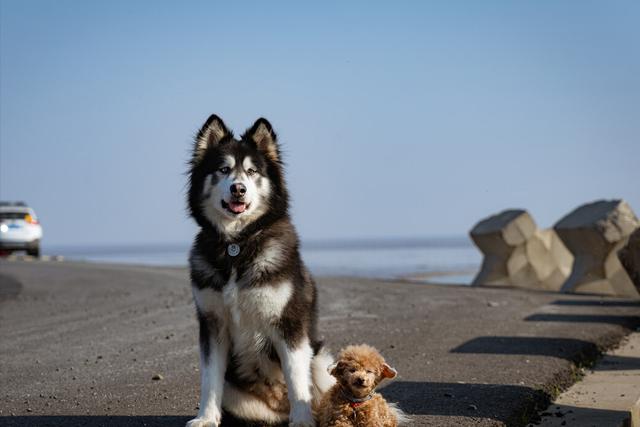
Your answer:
227;243;240;257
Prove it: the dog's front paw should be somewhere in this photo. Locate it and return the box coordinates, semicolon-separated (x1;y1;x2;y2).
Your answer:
186;416;220;427
289;401;315;427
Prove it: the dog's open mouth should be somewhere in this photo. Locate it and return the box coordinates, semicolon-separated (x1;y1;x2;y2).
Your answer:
222;200;249;215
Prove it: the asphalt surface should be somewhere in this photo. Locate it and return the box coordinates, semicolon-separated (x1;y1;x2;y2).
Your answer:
0;260;639;427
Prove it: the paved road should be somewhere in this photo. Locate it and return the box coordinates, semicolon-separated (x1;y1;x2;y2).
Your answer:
0;260;638;427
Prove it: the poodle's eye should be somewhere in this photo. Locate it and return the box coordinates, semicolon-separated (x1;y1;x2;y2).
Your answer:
366;370;373;374
349;368;357;373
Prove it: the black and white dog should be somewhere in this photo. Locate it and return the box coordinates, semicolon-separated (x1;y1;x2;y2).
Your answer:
186;115;334;427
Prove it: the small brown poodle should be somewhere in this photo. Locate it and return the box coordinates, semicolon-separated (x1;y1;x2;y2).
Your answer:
317;344;407;427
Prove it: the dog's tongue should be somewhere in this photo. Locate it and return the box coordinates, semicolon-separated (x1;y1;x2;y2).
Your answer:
229;202;246;213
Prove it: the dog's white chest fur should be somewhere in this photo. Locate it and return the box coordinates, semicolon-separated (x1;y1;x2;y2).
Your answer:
221;273;292;327
193;270;293;382
192;266;292;325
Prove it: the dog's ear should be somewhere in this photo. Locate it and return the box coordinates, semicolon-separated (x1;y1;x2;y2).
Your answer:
244;117;280;162
381;363;397;379
327;362;339;377
194;114;230;162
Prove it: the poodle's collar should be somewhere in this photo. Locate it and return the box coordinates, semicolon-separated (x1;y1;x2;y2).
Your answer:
340;388;373;408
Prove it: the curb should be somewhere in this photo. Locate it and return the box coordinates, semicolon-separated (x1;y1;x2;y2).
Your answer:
630;396;640;427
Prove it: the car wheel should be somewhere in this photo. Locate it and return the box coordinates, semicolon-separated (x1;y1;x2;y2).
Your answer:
27;243;40;258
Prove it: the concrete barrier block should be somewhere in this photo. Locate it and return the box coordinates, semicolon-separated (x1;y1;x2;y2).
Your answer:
619;228;640;295
554;200;640;298
470;209;573;290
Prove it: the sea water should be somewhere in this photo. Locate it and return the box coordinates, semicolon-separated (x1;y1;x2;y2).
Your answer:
45;237;481;284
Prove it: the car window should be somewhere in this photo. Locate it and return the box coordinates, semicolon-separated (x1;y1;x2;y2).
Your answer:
0;212;30;220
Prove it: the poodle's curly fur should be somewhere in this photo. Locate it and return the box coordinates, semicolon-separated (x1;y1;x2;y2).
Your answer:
317;344;405;427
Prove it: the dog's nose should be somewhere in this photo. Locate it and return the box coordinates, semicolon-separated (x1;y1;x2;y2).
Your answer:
230;183;246;197
354;377;365;386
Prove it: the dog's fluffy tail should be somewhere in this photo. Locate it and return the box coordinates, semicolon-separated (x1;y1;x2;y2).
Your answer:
222;382;288;423
311;347;336;405
388;402;411;425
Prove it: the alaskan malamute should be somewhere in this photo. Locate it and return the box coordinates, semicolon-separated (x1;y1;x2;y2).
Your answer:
186;115;334;427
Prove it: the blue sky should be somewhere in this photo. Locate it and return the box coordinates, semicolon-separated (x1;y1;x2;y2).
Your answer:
1;1;638;246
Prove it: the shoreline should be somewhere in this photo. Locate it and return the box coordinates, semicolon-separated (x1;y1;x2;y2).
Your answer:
1;260;639;426
0;254;479;285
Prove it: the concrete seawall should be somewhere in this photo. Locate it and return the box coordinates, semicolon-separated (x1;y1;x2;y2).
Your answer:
0;260;638;426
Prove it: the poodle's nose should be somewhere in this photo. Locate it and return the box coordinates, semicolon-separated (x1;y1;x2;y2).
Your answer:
354;377;365;386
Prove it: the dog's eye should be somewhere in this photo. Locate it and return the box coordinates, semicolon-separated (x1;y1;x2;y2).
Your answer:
349;368;356;373
366;370;373;374
247;168;257;176
218;167;231;174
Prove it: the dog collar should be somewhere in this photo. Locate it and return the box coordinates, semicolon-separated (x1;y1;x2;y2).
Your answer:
340;388;373;408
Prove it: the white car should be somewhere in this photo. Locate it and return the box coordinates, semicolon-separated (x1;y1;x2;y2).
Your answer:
0;202;43;257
